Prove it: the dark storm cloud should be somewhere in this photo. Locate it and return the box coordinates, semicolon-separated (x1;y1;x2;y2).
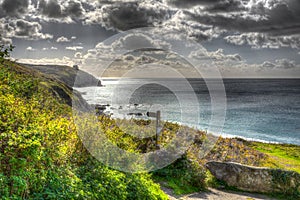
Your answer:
187;0;300;36
33;0;299;37
65;1;83;17
167;0;223;8
107;3;152;30
1;0;299;51
176;0;300;48
38;0;84;18
96;2;173;31
166;0;245;11
254;0;300;36
204;1;244;12
83;0;299;48
15;20;35;36
39;0;64;18
1;0;29;16
31;0;39;8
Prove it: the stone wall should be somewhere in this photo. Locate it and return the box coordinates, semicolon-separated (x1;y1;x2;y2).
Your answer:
206;161;300;195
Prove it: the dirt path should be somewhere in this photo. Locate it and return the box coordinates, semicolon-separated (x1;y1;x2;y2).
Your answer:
161;187;277;200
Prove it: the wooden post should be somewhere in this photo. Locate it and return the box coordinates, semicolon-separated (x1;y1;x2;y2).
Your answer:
156;111;161;148
146;110;161;148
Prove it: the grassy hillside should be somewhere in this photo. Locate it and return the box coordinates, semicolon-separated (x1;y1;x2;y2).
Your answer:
0;60;168;199
1;60;299;199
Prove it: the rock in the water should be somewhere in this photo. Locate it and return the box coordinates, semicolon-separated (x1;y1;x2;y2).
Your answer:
206;161;300;195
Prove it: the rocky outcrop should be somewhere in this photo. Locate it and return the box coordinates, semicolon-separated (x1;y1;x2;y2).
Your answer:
14;62;89;108
206;161;300;195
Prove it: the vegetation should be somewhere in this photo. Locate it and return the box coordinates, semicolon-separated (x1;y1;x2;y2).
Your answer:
152;135;300;196
248;142;300;173
0;46;299;199
0;60;168;199
270;168;300;198
202;139;300;199
0;44;14;63
153;155;206;195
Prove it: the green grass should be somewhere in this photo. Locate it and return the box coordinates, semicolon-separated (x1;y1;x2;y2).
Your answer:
248;142;300;173
154;176;200;195
167;178;199;195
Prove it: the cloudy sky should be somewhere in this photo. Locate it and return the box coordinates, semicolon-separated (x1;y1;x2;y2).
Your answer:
1;0;300;78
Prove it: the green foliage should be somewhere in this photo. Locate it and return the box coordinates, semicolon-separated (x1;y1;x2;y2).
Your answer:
0;64;78;199
153;154;206;195
0;62;168;199
270;169;300;198
0;44;14;63
75;158;168;200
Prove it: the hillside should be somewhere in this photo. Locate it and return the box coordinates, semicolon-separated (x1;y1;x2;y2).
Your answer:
0;60;168;199
21;63;102;88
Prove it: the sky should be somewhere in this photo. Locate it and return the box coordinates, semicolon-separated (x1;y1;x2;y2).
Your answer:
0;0;300;78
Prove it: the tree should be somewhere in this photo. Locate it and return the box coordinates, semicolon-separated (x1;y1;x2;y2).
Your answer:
0;44;14;63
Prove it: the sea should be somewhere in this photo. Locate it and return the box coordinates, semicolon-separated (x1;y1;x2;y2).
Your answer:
75;79;300;145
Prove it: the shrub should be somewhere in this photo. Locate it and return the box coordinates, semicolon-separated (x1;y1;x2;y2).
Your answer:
0;44;14;63
153;154;207;195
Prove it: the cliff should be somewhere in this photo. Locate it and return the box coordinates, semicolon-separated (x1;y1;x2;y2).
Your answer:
5;61;88;107
21;63;102;88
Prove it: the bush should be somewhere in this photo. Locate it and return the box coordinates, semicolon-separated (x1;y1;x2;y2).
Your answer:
153;154;207;195
0;44;14;63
